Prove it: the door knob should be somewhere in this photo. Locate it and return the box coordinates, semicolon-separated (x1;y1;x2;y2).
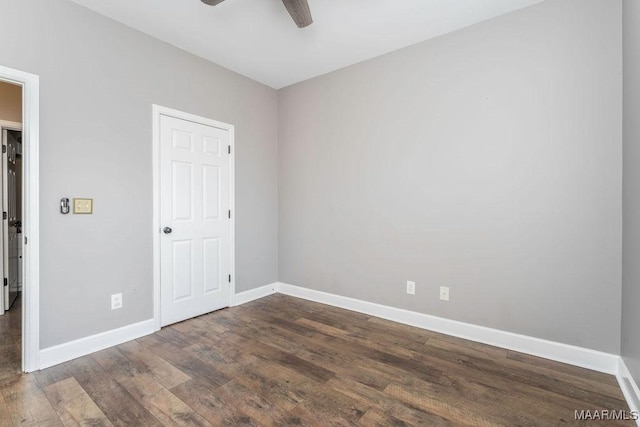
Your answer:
163;227;172;234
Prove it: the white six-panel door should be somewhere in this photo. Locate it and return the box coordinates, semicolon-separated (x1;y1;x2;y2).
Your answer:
160;114;231;326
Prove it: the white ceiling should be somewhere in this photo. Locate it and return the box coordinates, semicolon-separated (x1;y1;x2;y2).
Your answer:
68;0;544;89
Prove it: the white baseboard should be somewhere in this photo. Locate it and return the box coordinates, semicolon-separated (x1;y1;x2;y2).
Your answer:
617;358;640;425
277;282;619;374
37;283;279;370
33;280;638;420
232;283;279;306
39;319;156;370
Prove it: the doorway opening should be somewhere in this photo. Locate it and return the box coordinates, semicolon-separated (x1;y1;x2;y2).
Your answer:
0;64;40;373
0;81;23;379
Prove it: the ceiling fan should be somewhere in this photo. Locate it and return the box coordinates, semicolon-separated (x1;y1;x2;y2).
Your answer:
201;0;313;28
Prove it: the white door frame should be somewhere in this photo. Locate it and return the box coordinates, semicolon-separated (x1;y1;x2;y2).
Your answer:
0;65;40;373
152;105;235;331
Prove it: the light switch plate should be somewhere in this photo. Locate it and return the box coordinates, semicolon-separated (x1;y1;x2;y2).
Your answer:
73;198;93;214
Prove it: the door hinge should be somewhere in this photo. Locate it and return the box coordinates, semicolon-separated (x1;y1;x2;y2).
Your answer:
24;236;27;245
228;274;231;283
228;145;231;154
3;278;6;287
2;212;6;220
228;210;231;219
1;145;5;154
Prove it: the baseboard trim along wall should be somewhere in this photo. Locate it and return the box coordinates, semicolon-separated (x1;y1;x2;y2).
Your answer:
617;358;640;426
39;319;157;370
37;280;639;423
231;283;279;306
38;282;619;374
36;283;283;370
277;282;640;418
276;282;619;374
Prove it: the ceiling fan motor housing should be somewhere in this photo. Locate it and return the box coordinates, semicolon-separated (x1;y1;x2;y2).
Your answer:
200;0;313;28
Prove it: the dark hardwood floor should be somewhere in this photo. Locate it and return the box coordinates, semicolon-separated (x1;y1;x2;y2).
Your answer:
0;293;21;383
0;294;633;426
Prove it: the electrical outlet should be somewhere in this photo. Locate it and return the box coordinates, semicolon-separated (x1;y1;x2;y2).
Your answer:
440;286;450;301
406;281;415;295
111;293;123;310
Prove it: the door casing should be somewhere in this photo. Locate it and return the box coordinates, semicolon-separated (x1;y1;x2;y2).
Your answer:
152;105;235;331
0;65;40;373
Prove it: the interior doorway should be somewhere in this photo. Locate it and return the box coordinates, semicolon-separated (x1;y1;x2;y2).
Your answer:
0;80;22;379
0;64;39;373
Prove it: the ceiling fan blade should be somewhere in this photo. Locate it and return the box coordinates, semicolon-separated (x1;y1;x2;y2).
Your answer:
281;0;313;28
201;0;225;5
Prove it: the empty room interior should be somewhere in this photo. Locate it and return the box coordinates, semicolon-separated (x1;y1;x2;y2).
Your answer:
0;0;639;425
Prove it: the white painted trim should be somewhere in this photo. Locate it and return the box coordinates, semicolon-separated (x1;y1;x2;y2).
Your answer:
617;358;640;425
232;283;279;306
0;120;22;131
152;106;161;332
0;65;40;373
151;105;235;331
37;281;277;370
277;283;619;374
39;319;156;370
228;125;236;308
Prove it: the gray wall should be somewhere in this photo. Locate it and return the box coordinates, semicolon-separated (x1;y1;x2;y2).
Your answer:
0;81;21;123
279;0;623;353
622;0;640;383
0;0;279;348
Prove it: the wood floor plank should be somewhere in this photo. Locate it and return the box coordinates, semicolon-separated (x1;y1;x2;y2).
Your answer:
357;409;411;427
92;347;149;383
506;350;621;387
384;382;503;427
117;373;212;426
215;380;291;426
172;315;227;336
286;382;368;426
0;295;21;385
137;338;230;389
117;340;191;390
183;320;337;385
422;344;628;409
84;381;163;427
0;391;13;427
0;384;13;427
64;355;120;396
228;360;318;412
328;376;452;427
0;344;21;382
43;377;113;426
426;336;509;361
170;379;259;426
182;340;259;382
33;363;73;389
0;374;63;426
233;313;445;389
